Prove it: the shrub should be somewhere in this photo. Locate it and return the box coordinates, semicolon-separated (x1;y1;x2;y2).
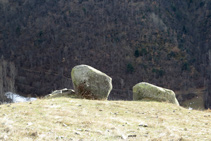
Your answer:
167;51;176;60
200;2;205;7
152;68;165;77
134;49;140;57
171;5;176;12
16;27;21;36
181;62;190;71
126;63;134;74
183;26;187;33
39;31;43;37
140;48;147;56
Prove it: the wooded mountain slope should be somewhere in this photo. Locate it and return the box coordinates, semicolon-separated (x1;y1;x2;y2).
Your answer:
0;0;210;107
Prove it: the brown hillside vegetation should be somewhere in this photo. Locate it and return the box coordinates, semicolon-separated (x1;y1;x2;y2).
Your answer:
0;97;210;140
0;0;210;106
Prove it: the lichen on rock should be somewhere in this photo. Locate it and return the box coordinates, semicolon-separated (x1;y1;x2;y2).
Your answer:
71;65;112;100
133;82;179;105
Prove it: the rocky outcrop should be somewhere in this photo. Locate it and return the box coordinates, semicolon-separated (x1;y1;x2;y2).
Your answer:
45;88;75;98
133;82;179;105
71;65;112;100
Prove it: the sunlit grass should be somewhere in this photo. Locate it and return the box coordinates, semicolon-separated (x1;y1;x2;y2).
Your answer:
0;96;211;140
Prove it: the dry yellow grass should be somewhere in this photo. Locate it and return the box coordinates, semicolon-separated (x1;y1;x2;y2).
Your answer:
0;96;211;140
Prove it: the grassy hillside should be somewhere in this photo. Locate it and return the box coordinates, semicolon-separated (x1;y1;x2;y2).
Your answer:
0;0;210;105
0;96;210;140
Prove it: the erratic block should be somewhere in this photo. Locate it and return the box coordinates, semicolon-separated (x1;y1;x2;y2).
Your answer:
71;65;112;100
133;82;179;105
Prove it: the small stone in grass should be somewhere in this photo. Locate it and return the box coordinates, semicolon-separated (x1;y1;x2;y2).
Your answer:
31;132;38;137
139;123;148;127
75;132;81;135
27;122;33;126
121;134;127;140
144;134;148;137
128;135;137;138
56;136;64;139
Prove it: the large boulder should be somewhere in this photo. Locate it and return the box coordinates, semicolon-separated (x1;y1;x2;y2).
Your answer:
71;65;112;100
133;82;179;105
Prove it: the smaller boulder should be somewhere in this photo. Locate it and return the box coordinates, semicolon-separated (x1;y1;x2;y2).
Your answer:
133;82;179;105
71;65;112;100
45;88;75;98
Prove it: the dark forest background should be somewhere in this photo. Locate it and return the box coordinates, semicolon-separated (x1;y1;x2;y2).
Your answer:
0;0;210;108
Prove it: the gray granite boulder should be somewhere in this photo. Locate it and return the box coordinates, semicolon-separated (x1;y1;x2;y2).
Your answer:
71;65;112;100
133;82;179;105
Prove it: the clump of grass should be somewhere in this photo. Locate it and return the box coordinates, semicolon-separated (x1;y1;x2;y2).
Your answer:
207;109;211;112
0;97;211;140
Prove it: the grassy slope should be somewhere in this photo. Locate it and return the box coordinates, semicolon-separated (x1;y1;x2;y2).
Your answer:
0;96;211;141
